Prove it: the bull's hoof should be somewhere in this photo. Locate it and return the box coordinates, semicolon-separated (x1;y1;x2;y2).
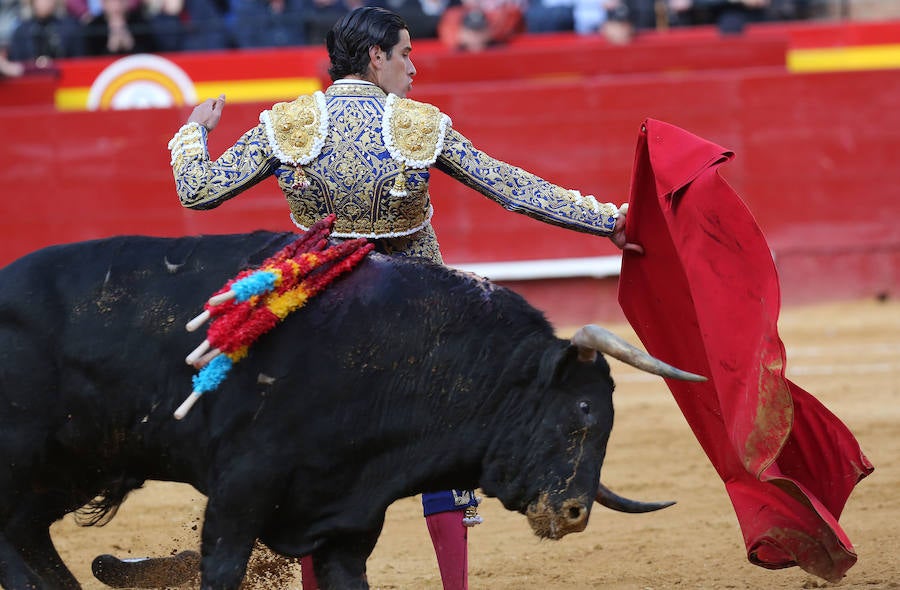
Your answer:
91;550;200;588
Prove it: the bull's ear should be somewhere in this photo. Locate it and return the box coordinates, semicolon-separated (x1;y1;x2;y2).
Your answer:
576;345;597;364
538;345;587;387
536;346;568;388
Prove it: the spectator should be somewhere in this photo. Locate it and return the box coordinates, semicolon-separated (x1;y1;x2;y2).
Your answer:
437;0;524;51
571;0;609;34
142;0;184;52
230;0;306;48
419;0;452;20
525;0;574;33
66;0;138;21
179;0;231;50
764;0;816;21
623;0;658;29
0;50;23;75
596;0;633;42
0;0;21;80
1;0;22;51
525;0;643;41
82;0;157;54
144;0;232;52
669;0;770;34
7;0;84;62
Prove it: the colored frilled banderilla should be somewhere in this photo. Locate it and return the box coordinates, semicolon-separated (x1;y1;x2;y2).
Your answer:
175;215;374;419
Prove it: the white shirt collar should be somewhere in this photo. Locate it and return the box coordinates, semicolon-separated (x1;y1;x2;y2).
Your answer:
334;78;376;86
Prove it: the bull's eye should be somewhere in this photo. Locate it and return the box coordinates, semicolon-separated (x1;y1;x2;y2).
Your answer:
579;401;591;415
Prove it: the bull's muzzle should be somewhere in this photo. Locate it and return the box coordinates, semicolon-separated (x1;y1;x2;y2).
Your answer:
525;495;590;540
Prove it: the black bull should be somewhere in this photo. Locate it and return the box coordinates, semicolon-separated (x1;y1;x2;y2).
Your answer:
0;231;703;589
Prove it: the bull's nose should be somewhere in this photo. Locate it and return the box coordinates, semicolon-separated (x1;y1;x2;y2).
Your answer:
561;499;589;531
566;503;584;522
526;494;591;539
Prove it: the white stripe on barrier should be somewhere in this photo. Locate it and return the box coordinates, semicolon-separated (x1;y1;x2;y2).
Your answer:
785;343;900;357
453;256;622;281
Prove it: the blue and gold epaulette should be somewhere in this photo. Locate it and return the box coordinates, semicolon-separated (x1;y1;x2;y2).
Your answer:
383;94;452;196
382;94;452;168
261;92;329;188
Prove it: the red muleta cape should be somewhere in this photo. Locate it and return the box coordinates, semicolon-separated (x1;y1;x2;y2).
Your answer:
617;118;874;582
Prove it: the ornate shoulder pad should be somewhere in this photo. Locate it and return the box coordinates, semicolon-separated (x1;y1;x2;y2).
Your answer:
260;91;329;166
383;94;452;168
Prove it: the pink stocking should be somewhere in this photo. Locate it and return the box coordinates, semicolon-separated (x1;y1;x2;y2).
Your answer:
300;555;319;590
425;511;468;590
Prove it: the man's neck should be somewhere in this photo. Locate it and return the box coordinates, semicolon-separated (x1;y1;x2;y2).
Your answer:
336;77;376;86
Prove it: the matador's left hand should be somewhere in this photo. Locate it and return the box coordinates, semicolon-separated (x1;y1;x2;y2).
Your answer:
187;94;226;132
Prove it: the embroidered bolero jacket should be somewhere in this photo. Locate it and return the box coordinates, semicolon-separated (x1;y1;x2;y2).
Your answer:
168;81;619;264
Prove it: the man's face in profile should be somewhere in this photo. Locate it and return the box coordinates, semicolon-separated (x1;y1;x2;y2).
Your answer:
375;29;416;97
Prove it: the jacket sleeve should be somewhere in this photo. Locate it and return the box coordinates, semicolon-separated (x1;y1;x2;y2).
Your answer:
435;128;619;236
167;122;279;210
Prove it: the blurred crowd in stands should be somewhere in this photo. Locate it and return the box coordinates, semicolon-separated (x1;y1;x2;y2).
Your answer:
0;0;877;77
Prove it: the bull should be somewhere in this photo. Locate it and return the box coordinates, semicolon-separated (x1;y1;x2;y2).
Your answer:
0;230;703;589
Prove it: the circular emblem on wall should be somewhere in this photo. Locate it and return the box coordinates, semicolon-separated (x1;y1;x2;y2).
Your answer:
87;54;197;110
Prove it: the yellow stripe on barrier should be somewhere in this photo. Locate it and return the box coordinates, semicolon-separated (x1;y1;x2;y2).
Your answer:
55;88;92;111
193;78;322;103
788;44;900;73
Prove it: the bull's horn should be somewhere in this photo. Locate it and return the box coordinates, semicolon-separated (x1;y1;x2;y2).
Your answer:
596;481;675;513
571;325;706;382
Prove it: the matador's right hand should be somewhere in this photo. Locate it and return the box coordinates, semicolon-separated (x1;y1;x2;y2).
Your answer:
187;94;226;132
610;203;644;255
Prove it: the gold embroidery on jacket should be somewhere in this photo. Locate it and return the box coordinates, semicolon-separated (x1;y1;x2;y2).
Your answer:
385;97;447;167
285;85;437;240
173;124;275;209
436;129;619;235
265;93;328;165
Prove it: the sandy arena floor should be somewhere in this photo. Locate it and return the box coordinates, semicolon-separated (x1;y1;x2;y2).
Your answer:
49;297;899;589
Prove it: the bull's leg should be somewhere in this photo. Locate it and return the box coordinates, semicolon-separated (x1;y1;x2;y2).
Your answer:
197;510;257;590
5;528;80;590
198;470;282;590
4;500;81;590
311;527;381;590
0;534;43;589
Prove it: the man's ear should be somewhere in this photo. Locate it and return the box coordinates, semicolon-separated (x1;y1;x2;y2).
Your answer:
368;45;382;70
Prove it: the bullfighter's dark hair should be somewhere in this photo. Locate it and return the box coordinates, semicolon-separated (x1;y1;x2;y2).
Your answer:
326;7;408;81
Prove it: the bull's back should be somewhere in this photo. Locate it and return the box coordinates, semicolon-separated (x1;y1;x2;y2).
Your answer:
0;232;294;361
0;233;295;464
